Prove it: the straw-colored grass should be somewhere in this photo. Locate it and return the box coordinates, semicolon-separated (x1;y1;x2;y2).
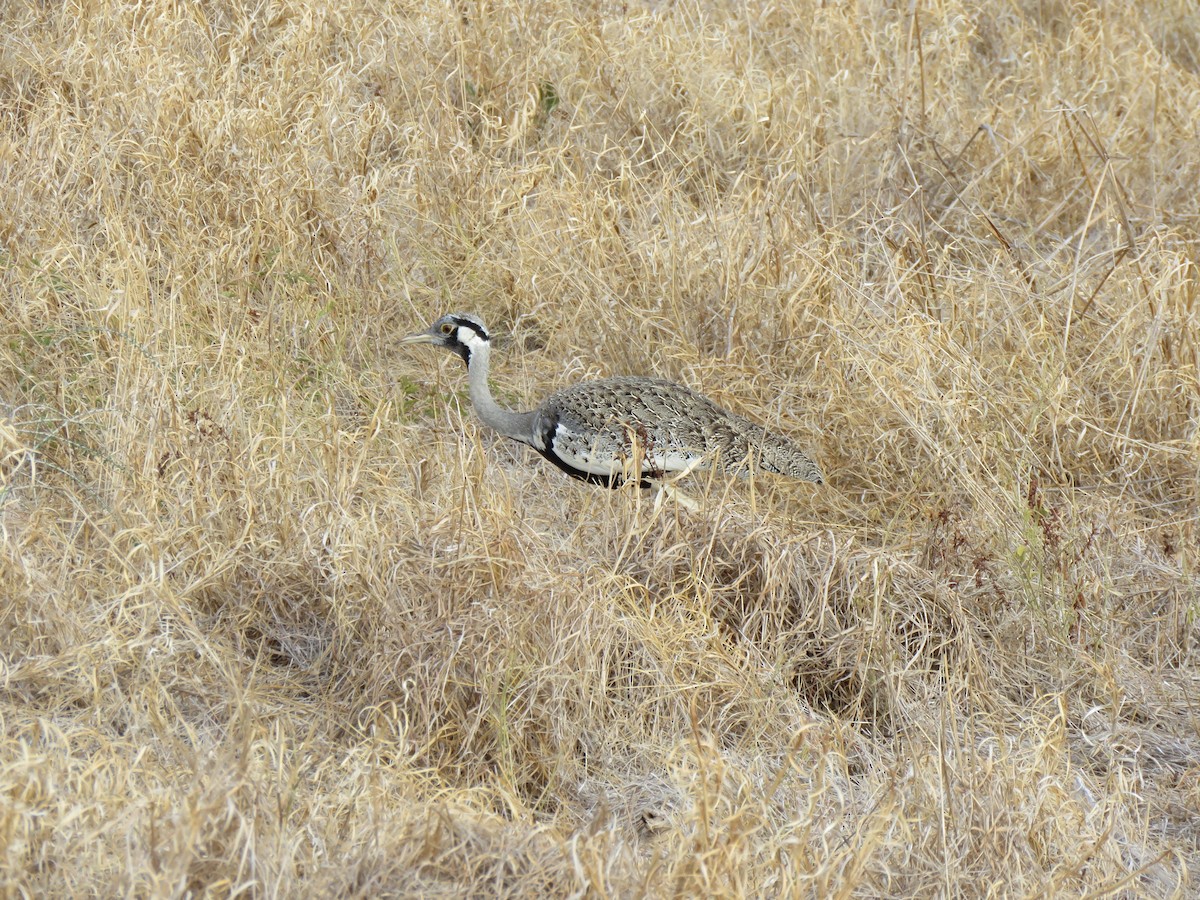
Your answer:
3;0;1199;895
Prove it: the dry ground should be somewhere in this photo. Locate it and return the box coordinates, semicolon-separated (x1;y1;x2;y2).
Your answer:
2;0;1200;896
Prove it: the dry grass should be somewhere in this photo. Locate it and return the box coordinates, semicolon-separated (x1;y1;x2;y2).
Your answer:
2;0;1199;895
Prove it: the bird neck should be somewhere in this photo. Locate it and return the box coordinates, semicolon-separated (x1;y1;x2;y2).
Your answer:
465;340;536;443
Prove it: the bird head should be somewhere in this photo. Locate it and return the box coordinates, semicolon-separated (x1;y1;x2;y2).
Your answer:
400;313;491;366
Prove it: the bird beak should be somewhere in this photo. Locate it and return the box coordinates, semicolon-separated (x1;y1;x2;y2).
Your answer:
399;330;437;346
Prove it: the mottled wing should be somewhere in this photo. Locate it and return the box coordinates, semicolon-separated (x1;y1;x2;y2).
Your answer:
531;378;709;485
529;376;822;486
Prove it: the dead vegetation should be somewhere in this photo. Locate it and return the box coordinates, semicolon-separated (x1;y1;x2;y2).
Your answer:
2;0;1199;895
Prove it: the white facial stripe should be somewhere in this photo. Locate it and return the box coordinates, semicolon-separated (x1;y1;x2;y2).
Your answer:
458;326;489;349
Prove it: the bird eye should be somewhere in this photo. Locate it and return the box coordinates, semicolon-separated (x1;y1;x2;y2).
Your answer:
441;323;454;335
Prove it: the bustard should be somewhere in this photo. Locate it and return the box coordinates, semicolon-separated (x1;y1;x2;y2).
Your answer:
401;313;824;488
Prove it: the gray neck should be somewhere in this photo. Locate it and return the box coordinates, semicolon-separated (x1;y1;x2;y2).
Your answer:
466;340;536;444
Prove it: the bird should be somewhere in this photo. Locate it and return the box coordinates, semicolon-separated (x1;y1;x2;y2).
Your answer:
400;312;823;489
